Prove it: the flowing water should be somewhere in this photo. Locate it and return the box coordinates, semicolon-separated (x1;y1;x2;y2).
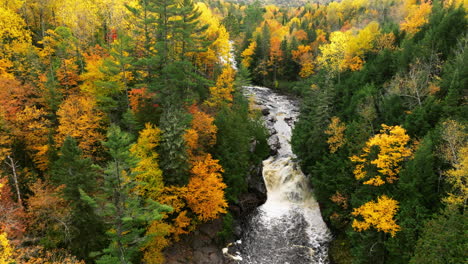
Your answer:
224;86;331;264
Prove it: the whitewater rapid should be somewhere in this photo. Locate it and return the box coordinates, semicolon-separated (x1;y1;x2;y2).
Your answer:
224;86;331;264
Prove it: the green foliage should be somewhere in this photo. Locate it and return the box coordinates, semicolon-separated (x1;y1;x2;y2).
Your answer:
385;136;441;263
158;107;191;186
217;211;234;243
50;136;106;261
214;94;268;201
85;125;171;263
410;207;467;264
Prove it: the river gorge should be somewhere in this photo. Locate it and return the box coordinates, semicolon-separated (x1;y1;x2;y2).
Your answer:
224;86;331;264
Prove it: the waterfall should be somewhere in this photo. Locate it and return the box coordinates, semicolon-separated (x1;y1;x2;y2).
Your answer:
224;86;331;264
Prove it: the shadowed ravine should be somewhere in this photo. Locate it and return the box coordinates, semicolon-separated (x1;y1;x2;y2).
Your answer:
224;86;331;264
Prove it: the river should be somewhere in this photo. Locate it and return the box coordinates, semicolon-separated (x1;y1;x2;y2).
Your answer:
224;86;331;264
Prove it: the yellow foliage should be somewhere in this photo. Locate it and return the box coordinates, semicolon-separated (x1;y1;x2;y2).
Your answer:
55;0;100;43
376;33;396;51
400;0;432;35
444;146;468;208
195;2;231;72
130;123;164;200
11;106;50;171
444;0;468;9
0;116;12;163
186;154;228;221
318;31;349;72
241;41;257;68
299;62;315;78
318;22;380;72
350;125;412;185
440;120;466;165
204;67;235;110
56;94;105;157
352;195;401;237
143;220;172;264
0;232;14;264
80;48;106;96
155;186;194;241
0;5;31;78
0;6;31;52
325;116;346;153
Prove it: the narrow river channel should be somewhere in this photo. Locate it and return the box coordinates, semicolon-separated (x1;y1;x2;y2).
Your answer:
225;86;331;264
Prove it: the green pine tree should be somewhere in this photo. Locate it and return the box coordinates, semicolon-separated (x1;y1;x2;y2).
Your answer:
83;125;170;264
51;136;106;261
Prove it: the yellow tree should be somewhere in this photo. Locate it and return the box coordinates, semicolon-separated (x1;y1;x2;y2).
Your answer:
317;31;349;73
0;232;13;264
350;125;413;186
0;114;11;165
400;0;432;35
204;67;235;111
241;41;257;68
439;120;467;208
0;5;32;78
142;185;188;264
10;106;50;171
318;22;380;73
54;0;100;44
56;94;105;157
324;116;346;153
195;2;232;76
130;123;164;200
344;21;380;71
444;146;468;208
352;195;401;237
80;46;107;96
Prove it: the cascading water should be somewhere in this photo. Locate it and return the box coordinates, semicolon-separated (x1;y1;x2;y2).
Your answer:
224;86;331;264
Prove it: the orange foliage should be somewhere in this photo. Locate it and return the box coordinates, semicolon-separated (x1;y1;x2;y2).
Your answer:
269;37;283;60
293;30;308;41
26;180;71;245
0;178;25;240
14;246;84;264
0;77;39;120
56;58;80;90
292;45;315;78
330;191;348;209
186;154;228;221
128;88;157;113
186;105;217;154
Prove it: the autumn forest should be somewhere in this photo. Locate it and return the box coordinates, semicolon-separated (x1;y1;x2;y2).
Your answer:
0;0;466;263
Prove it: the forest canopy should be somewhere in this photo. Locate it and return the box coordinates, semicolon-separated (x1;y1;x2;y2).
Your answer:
0;0;466;263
